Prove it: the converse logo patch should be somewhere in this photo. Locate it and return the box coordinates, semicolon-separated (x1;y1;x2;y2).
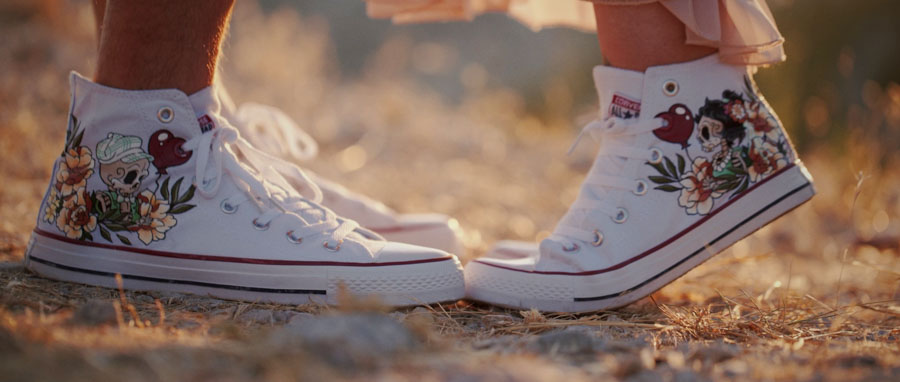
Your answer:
198;114;216;133
609;93;641;120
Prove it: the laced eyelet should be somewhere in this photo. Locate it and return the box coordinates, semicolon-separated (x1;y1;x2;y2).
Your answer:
220;199;238;214
286;230;303;244
592;230;604;247
633;180;648;196
157;107;174;123
252;218;270;231
662;80;679;96
323;239;343;252
562;242;580;252
648;148;663;164
612;208;628;224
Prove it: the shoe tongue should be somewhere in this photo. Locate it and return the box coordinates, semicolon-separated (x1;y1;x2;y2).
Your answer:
188;86;224;134
592;65;644;121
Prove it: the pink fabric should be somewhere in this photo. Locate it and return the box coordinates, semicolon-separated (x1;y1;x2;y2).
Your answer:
362;0;786;66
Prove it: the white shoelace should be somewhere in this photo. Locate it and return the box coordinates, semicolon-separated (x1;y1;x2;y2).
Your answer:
553;117;660;248
235;103;319;162
182;120;358;247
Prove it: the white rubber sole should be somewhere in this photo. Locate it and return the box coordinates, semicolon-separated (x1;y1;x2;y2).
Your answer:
465;163;815;312
24;234;465;307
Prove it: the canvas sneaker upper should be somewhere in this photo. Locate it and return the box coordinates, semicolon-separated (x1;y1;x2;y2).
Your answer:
35;73;451;264
476;54;798;273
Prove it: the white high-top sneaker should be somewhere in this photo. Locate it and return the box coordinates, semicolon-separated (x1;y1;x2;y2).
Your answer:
466;55;815;312
25;73;465;306
215;86;464;255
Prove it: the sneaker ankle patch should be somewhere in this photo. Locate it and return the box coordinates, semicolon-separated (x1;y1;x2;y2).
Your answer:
198;114;216;133
608;93;641;120
646;76;792;216
43;114;197;246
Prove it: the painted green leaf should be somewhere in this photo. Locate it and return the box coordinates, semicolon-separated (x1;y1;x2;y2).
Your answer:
169;204;195;214
677;154;686;175
654;185;681;192
160;178;170;201
647;162;670;178
99;226;112;242
664;157;678;179
117;234;132;246
648;175;676;184
170;178;183;205
176;184;195;205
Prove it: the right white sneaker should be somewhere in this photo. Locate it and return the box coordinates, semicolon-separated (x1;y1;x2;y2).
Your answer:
466;55;815;312
25;73;465;306
216;87;464;255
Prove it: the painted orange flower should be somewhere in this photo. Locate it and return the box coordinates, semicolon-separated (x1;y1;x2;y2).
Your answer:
748;137;787;182
55;146;95;196
131;190;176;245
55;188;97;239
678;157;724;215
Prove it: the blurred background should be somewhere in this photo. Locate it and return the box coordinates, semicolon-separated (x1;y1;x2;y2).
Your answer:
1;0;898;293
0;2;898;379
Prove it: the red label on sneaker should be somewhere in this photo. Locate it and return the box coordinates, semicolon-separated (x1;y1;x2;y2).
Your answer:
198;114;215;133
609;93;641;119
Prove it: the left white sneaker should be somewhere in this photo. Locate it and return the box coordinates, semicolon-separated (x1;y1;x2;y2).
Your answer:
216;86;464;255
466;55;815;312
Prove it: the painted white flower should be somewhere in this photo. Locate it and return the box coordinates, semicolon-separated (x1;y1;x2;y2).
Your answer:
132;190;176;245
678;157;724;215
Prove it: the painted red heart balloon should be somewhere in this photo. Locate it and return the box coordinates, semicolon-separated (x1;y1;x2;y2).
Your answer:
149;130;192;174
653;104;694;149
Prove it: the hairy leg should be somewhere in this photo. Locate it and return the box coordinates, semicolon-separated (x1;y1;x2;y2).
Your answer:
593;2;716;72
94;0;234;95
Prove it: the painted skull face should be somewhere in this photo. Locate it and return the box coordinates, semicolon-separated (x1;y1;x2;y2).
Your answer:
100;158;150;197
697;116;724;152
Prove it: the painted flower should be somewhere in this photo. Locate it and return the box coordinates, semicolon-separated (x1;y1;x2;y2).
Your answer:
55;146;95;196
43;188;60;223
744;102;781;142
725;100;748;123
55;188;97;239
131;190;176;244
678;157;724;215
747;137;787;182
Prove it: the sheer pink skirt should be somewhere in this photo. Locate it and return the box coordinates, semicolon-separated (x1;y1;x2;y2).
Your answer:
363;0;785;66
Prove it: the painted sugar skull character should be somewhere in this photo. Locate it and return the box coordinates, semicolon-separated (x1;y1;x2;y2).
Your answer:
696;91;747;174
95;133;155;213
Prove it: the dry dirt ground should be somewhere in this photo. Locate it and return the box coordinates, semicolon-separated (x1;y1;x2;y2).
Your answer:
1;2;898;381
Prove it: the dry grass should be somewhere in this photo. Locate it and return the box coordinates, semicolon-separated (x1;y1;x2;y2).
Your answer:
0;1;898;381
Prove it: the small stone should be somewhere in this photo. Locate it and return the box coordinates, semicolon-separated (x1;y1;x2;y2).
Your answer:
285;312;315;327
673;370;712;382
238;309;274;324
69;299;117;326
529;329;596;359
134;294;155;305
175;320;201;330
269;313;421;368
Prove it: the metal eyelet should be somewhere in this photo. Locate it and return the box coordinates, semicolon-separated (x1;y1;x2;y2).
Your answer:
633;180;648;196
219;199;238;214
157;107;174;123
648;148;663;164
286;230;303;244
562;242;580;252
662;80;679;96
612;208;628;224
252;218;270;231
323;239;343;252
592;230;604;247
